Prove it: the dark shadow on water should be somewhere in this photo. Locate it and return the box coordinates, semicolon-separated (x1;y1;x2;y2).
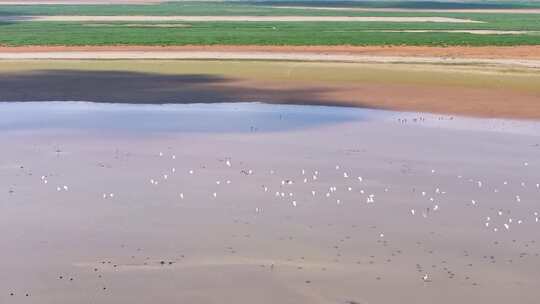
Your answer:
0;69;381;133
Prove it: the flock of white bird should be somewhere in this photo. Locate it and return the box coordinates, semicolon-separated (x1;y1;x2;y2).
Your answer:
28;144;539;290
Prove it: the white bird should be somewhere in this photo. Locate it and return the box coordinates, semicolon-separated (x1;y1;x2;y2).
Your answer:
189;170;194;175
179;193;184;199
213;192;217;198
422;274;431;282
63;185;68;191
292;201;297;207
226;160;231;167
411;209;415;215
172;155;176;160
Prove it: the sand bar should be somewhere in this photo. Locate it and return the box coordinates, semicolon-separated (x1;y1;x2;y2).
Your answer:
0;15;483;22
2;45;540;60
270;5;540;14
0;50;538;68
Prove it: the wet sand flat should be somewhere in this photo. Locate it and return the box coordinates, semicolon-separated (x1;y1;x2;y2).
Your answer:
0;59;539;119
1;102;539;303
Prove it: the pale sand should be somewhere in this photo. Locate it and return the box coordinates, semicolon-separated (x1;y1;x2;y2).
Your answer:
0;15;483;23
0;51;538;68
326;30;540;35
2;45;540;60
270;5;540;14
1;102;539;303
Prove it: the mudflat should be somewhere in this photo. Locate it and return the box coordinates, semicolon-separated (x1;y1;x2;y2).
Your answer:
0;59;539;120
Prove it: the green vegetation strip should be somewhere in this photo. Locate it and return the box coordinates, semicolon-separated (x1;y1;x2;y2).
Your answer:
1;2;540;46
1;20;540;46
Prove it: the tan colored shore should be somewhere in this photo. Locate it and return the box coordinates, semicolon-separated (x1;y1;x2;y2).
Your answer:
2;45;540;60
0;59;539;120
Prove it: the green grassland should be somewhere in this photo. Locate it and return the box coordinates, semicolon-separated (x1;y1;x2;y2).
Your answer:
1;1;540;46
1;1;540;16
2;18;540;46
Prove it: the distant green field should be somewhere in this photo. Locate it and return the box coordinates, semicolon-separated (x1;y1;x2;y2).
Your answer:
1;1;540;46
1;1;540;16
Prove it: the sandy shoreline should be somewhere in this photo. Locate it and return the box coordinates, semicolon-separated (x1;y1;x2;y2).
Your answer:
2;45;540;60
1;51;539;68
0;59;539;120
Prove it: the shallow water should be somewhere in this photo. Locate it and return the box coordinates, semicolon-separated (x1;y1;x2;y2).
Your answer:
2;101;540;136
1;101;540;304
0;102;371;133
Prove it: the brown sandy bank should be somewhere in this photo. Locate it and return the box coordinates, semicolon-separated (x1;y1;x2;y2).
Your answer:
2;45;540;60
0;60;539;120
